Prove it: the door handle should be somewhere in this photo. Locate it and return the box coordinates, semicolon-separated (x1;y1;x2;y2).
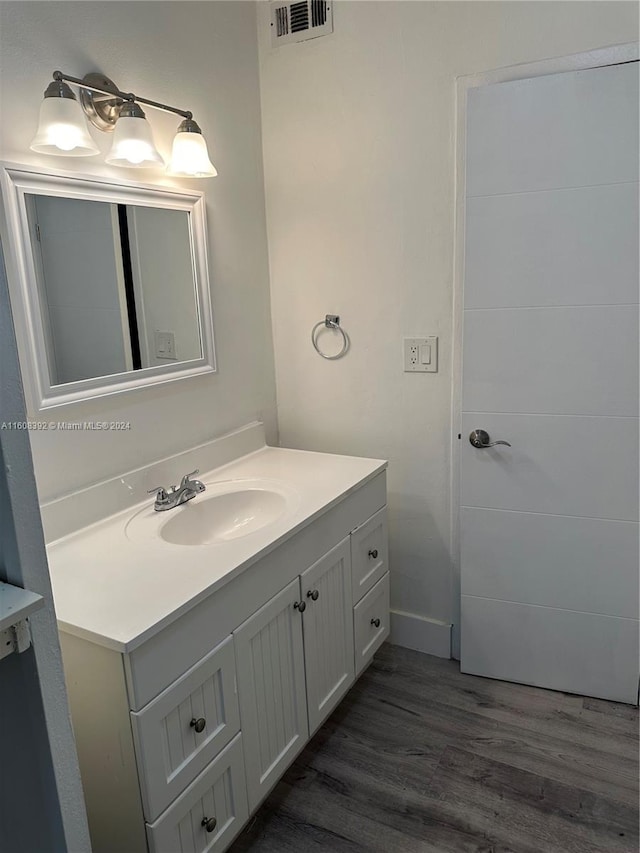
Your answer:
469;429;511;449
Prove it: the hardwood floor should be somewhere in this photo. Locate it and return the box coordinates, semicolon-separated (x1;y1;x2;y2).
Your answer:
230;643;639;853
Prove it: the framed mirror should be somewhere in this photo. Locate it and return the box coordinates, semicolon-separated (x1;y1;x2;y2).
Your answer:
0;164;216;411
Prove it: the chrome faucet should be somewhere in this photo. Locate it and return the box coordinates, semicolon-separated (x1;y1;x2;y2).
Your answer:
148;470;206;512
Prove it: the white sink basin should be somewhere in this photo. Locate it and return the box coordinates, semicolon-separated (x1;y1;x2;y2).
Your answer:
161;489;288;546
126;478;300;547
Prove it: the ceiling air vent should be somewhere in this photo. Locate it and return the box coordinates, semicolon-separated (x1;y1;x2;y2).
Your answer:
270;0;333;47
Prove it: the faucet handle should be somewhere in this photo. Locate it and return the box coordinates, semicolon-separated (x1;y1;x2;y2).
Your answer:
180;469;200;486
148;486;169;499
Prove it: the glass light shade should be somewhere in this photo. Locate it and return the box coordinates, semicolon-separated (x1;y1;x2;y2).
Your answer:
169;132;217;177
30;97;99;156
105;116;164;168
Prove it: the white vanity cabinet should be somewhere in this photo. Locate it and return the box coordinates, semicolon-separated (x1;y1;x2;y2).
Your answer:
56;465;389;853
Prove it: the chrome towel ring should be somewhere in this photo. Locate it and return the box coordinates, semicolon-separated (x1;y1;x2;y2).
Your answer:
311;315;350;360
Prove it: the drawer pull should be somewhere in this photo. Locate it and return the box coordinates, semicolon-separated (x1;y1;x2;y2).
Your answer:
368;549;379;559
306;589;319;601
190;717;206;734
201;816;217;833
294;600;306;613
370;617;381;628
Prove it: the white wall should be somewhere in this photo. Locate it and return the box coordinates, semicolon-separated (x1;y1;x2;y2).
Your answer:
257;1;639;653
0;1;277;501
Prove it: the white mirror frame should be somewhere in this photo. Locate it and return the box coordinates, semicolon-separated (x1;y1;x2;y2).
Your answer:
0;163;216;412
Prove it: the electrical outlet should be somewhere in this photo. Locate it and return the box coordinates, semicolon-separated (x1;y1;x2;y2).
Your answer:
403;337;438;373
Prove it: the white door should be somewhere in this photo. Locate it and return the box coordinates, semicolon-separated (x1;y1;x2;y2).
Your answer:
234;578;308;812
460;62;639;704
301;537;354;734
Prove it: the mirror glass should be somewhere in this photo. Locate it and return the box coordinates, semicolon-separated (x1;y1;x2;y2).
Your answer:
1;166;215;411
25;194;202;386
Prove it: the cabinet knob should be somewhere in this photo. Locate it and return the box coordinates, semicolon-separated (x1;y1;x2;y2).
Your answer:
368;549;378;559
294;600;306;613
370;617;381;628
306;589;319;601
190;717;206;734
201;816;217;833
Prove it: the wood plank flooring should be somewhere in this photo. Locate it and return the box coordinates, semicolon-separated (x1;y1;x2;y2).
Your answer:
230;643;639;853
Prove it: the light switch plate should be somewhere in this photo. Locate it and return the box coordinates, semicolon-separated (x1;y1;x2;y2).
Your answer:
403;337;438;372
155;330;177;360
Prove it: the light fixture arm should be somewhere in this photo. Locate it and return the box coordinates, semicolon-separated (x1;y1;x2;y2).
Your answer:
52;70;193;122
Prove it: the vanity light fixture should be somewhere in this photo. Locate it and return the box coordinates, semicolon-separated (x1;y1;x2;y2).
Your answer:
30;78;100;156
169;119;217;178
30;71;217;177
105;101;164;169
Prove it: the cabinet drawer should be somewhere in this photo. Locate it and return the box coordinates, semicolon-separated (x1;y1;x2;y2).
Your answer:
350;507;388;603
354;572;390;676
132;635;240;821
146;733;248;853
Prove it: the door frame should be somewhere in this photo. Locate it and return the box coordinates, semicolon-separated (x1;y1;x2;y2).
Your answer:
449;42;639;659
0;239;91;848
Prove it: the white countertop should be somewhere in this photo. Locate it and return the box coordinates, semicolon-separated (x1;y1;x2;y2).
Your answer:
47;446;386;654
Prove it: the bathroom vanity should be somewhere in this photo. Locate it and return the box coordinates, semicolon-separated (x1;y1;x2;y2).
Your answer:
47;444;389;853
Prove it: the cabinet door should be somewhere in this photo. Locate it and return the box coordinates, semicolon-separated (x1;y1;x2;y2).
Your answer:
234;578;309;813
301;537;355;734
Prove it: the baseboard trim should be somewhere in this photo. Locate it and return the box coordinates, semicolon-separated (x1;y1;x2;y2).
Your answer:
389;610;452;659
